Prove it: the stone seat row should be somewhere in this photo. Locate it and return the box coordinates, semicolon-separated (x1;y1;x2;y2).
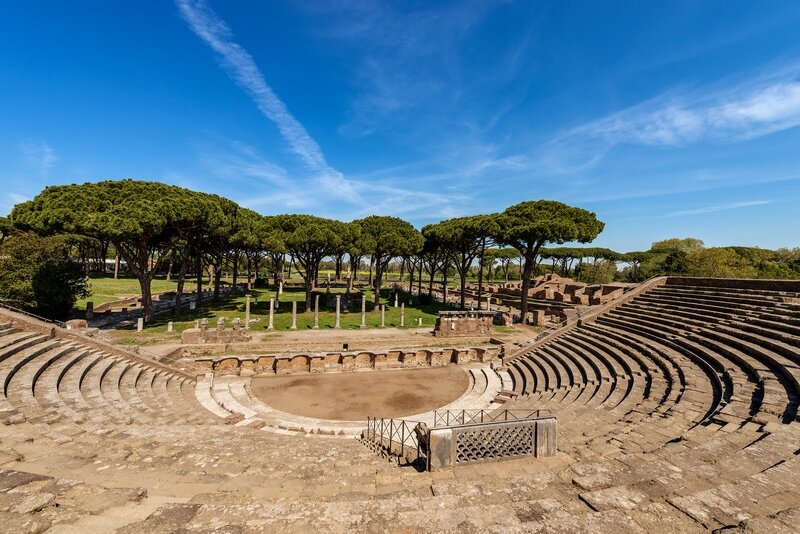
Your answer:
505;327;716;455
0;324;222;429
499;281;800;462
607;300;800;423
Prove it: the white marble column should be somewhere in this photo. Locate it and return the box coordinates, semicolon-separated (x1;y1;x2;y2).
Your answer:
268;297;275;330
245;294;251;330
360;294;366;329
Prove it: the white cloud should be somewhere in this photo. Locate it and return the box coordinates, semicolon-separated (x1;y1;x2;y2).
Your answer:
543;63;800;172
667;200;771;217
21;140;57;177
175;0;364;205
195;137;464;221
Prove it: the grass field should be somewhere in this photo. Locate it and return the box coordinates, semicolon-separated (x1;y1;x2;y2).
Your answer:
76;273;204;309
110;286;454;344
78;269;517;310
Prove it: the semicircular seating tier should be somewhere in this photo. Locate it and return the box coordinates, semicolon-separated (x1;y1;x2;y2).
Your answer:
0;276;799;532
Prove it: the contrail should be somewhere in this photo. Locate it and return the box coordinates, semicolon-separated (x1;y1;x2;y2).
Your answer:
176;0;363;204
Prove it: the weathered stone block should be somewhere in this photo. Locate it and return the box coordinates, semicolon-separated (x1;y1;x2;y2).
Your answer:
428;428;453;471
535;418;557;457
310;357;325;373
65;319;88;330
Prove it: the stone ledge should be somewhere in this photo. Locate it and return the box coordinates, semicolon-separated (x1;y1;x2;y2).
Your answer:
192;345;502;376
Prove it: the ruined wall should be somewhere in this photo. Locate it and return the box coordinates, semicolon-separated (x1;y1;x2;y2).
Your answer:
194;345;502;376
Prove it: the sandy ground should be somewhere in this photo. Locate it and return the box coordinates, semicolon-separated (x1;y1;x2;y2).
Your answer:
250;366;470;421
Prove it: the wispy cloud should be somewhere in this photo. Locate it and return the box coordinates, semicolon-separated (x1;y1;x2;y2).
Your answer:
543;62;800;172
195;136;465;221
175;0;363;205
667;200;771;217
21;140;57;177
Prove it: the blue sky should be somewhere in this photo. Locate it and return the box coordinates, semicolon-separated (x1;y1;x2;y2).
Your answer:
2;1;800;252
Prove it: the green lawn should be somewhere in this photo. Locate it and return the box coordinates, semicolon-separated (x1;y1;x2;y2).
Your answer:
78;270;514;311
77;273;206;309
112;286;453;343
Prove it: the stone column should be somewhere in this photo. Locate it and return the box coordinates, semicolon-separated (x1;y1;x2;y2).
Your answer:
360;294;366;329
85;301;94;321
278;281;283;296
245;294;251;330
335;295;341;329
291;301;297;330
380;305;386;328
487;297;492;311
136;318;143;332
400;303;405;327
394;293;398;307
167;321;173;332
313;295;320;329
268;297;275;330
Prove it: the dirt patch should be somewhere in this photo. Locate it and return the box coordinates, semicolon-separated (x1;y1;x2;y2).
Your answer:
250;366;470;421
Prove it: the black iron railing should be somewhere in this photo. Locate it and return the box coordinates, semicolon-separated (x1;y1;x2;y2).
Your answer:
365;416;424;467
432;409;552;428
0;301;66;328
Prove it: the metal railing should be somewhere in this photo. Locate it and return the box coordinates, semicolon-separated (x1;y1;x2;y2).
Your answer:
0;301;67;328
365;417;424;467
432;409;552;428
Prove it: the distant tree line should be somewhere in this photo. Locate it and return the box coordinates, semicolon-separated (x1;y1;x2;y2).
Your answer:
6;180;793;323
5;180;604;321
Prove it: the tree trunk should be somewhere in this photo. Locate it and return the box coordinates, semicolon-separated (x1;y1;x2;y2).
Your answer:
334;254;342;280
246;256;252;290
305;277;313;312
114;254;120;279
417;263;422;299
196;256;203;306
368;256;374;287
373;262;382;311
213;262;221;299
519;256;535;321
443;268;449;305
232;253;239;292
99;239;109;273
459;263;467;310
175;254;188;314
166;258;173;281
252;256;260;289
138;276;154;323
477;252;485;310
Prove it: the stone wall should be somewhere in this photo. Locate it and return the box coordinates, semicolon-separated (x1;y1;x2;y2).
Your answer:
180;317;251;344
434;311;495;337
193;345;502;376
427;416;557;471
